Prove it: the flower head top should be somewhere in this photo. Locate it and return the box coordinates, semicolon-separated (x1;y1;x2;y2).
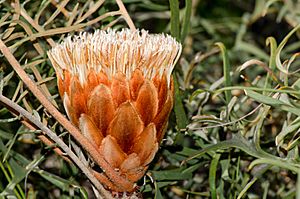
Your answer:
48;29;181;86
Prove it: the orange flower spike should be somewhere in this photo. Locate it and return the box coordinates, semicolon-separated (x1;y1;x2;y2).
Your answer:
48;29;182;192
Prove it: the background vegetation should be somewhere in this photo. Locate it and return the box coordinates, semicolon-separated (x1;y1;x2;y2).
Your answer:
1;0;300;198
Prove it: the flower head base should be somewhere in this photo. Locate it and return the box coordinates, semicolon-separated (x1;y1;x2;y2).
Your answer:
48;29;181;192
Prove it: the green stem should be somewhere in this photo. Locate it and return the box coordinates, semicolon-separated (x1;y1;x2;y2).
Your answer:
209;153;221;199
169;0;180;41
181;0;192;43
0;161;22;199
215;42;232;105
173;74;188;144
264;37;277;94
5;162;26;199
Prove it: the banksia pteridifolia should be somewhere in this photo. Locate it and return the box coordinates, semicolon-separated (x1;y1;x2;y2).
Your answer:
48;29;182;193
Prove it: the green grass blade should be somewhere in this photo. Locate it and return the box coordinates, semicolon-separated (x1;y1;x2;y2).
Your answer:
209;153;221;199
154;181;164;199
245;89;300;116
264;37;277;93
275;24;300;74
245;89;287;106
249;158;299;173
185;133;273;162
181;0;192;43
168;0;188;144
215;42;232;105
237;178;258;199
151;167;192;181
173;74;188;144
215;86;300;95
168;0;180;41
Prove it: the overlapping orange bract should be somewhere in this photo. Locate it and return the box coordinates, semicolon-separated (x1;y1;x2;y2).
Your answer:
48;29;181;192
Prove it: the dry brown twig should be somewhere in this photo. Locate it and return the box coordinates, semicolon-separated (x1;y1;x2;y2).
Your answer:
9;0;135;50
116;0;136;31
50;0;70;18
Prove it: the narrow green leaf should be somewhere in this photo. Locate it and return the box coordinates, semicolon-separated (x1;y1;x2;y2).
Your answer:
37;170;72;191
3;131;20;162
245;89;300;116
275;24;300;74
215;42;231;105
209;153;221;199
249;158;299;173
237;178;258;199
182;163;202;174
168;0;180;41
0;129;13;140
189;89;206;102
276;117;300;146
264;37;277;93
245;89;287;106
185;133;273;163
281;105;300;116
154;182;164;199
216;86;300;95
0;159;26;198
0;139;30;165
173;74;188;144
0;160;19;198
151;167;192;181
142;181;173;192
181;0;192;43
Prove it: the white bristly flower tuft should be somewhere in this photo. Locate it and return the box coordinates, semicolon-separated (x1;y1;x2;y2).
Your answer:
48;28;182;86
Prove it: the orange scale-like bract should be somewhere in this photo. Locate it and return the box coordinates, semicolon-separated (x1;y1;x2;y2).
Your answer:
48;28;182;192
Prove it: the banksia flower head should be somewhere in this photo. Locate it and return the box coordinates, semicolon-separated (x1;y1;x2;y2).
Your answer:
48;28;181;192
